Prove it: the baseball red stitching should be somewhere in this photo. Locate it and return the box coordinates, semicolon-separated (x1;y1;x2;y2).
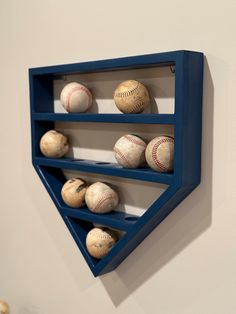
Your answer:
113;147;132;167
93;192;116;213
151;138;173;171
123;135;146;147
129;100;145;113
65;85;91;112
114;82;139;98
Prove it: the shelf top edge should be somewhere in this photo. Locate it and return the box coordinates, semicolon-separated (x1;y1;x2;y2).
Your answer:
29;50;204;76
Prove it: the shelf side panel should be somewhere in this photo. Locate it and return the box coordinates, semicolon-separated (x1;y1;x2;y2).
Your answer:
174;51;204;187
29;74;54;113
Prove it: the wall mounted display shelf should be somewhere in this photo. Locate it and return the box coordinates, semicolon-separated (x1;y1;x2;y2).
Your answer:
29;50;204;277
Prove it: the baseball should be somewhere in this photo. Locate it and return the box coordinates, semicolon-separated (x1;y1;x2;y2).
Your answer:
60;82;92;113
40;130;69;158
86;227;118;259
113;80;150;113
85;182;119;214
145;136;174;172
113;134;147;168
61;178;88;208
0;300;9;314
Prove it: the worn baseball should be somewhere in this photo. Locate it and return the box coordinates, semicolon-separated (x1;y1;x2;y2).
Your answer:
60;82;92;113
145;136;174;172
0;300;10;314
85;182;119;214
61;178;88;208
113;134;147;168
39;130;69;158
86;227;118;259
113;80;150;113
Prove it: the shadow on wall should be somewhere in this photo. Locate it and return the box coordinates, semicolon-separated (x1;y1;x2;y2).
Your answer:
100;57;214;306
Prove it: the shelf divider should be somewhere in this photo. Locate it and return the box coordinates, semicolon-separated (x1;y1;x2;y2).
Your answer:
32;113;175;124
61;207;138;232
34;157;174;185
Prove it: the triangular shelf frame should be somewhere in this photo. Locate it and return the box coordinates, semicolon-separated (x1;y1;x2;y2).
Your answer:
29;50;204;276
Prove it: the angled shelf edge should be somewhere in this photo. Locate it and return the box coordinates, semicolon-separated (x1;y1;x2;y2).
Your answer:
30;50;204;276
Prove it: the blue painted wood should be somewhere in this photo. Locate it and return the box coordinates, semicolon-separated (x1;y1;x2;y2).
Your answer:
34;157;174;185
65;217;98;273
29;50;178;75
35;165;137;232
32;113;175;124
61;207;138;232
29;50;204;277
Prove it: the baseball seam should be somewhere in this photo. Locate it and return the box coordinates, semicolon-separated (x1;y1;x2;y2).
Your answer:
123;135;146;147
129;100;145;113
89;232;113;240
151;138;174;171
65;86;91;112
92;192;116;213
114;82;140;98
113;147;132;167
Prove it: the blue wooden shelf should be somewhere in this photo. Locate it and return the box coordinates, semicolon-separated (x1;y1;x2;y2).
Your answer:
32;113;175;124
34;157;174;185
29;50;204;277
61;207;137;232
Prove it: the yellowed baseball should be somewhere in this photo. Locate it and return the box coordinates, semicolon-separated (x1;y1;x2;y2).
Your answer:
0;300;10;314
113;80;150;113
85;182;119;214
60;82;92;113
113;134;147;168
145;136;174;172
61;178;88;208
40;130;69;158
86;227;118;259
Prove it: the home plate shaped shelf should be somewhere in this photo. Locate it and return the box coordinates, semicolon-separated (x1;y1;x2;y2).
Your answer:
29;50;203;276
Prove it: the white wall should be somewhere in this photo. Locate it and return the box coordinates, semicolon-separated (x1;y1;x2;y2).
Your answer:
0;1;236;313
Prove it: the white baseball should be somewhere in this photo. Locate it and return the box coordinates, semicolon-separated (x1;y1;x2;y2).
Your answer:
113;80;150;113
40;130;69;158
145;136;174;172
0;300;10;314
85;182;119;214
113;134;147;168
86;227;118;259
60;82;92;113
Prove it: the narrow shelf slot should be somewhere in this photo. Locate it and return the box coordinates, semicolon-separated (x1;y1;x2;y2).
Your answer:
61;207;138;232
32;113;175;124
34;157;174;185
